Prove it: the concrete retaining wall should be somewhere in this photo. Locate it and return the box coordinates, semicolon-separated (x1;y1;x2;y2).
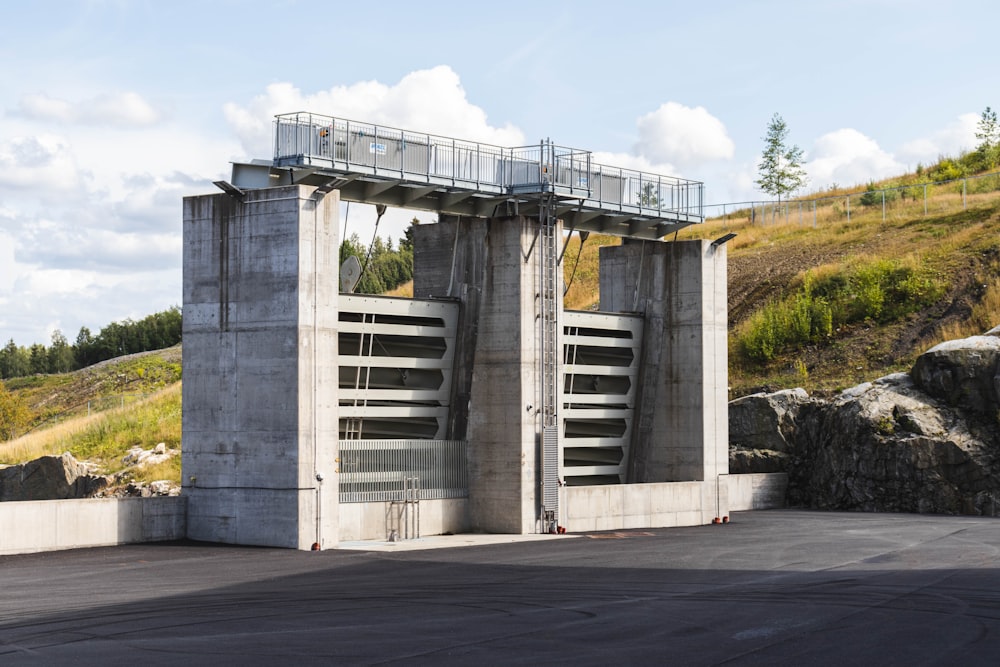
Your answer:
561;481;723;531
0;497;186;556
727;473;788;511
0;474;785;555
560;474;787;532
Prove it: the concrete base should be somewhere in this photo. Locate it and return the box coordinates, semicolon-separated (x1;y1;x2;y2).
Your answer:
558;473;787;532
338;499;470;542
727;472;788;511
0;497;186;556
0;475;786;555
560;481;725;532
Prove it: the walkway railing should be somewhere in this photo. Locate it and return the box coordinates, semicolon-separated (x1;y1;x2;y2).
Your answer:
273;112;704;221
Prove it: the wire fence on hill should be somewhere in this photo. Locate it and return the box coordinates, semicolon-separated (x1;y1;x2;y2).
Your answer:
705;171;1000;227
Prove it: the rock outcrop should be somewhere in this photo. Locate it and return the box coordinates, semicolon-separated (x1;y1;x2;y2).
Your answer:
731;331;1000;515
0;445;181;502
0;453;109;501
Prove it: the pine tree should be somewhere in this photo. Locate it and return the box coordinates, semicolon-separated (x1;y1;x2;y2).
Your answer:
755;113;808;204
975;106;1000;170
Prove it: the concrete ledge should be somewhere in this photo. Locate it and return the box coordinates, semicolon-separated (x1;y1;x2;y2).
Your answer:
726;473;788;511
0;497;186;556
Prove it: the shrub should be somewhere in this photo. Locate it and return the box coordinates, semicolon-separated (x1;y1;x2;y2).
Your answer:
735;258;942;364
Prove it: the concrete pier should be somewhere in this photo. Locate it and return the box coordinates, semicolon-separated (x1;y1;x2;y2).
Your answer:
182;185;340;550
599;240;729;484
415;216;557;534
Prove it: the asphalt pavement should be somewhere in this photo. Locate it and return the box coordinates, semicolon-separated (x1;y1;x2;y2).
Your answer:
2;509;1000;665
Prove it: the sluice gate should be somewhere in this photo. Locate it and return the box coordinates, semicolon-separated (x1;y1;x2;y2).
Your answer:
562;311;643;486
336;298;643;501
183;112;729;548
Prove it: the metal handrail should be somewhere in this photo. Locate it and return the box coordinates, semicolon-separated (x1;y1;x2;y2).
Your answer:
273;112;704;220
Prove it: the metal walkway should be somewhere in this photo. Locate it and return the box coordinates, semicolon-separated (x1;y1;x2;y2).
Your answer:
230;112;704;240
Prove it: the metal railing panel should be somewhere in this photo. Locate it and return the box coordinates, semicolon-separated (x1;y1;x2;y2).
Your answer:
272;112;705;224
338;439;468;503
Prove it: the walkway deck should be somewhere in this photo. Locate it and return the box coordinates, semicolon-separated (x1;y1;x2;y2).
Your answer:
230;112;704;240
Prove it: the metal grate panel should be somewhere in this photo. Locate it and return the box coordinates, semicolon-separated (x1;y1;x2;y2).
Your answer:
338;439;468;503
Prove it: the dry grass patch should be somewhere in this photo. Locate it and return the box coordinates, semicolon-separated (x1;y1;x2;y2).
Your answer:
0;382;182;483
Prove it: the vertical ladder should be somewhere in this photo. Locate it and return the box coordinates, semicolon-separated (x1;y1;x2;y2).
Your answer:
539;193;560;532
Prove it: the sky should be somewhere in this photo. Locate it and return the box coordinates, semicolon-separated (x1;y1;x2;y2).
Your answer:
1;0;998;346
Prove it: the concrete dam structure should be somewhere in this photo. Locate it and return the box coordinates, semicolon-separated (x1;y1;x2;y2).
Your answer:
182;113;738;550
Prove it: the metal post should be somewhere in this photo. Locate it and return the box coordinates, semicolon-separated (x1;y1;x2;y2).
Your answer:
846;195;850;223
924;184;928;215
882;190;886;223
963;178;967;209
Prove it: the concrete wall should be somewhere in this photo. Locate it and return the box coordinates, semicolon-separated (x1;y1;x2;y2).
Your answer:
338;499;470;541
462;216;548;534
559;473;787;532
182;185;340;550
0;497;186;556
727;473;788;511
599;240;729;484
560;480;724;531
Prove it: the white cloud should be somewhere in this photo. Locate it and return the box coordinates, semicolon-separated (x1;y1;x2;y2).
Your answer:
16;91;161;127
898;113;978;165
0;134;87;191
224;66;525;160
634;102;735;168
807;128;905;189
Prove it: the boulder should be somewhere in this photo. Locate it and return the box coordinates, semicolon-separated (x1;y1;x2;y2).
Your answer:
122;443;176;467
910;335;1000;414
729;388;811;454
731;332;1000;515
0;453;109;501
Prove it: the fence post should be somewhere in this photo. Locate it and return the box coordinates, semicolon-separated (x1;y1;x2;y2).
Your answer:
881;190;886;223
813;200;817;227
846;195;851;223
963;178;967;209
923;184;928;215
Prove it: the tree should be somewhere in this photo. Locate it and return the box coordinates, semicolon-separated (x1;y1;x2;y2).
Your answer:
755;113;808;204
975;106;1000;171
639;182;660;208
0;339;29;379
47;330;75;374
74;326;95;369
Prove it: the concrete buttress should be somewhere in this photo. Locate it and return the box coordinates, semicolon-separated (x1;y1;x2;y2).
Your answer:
181;185;340;550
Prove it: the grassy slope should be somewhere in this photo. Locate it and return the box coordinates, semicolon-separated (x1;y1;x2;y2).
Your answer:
1;347;183;483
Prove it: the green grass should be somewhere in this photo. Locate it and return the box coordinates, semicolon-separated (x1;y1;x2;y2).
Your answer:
0;382;182;483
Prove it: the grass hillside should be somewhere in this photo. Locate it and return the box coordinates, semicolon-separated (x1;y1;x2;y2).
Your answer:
0;347;182;483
